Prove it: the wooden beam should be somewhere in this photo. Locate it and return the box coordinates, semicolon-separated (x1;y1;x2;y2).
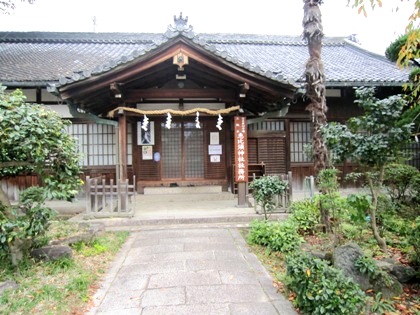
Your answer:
125;88;236;101
110;82;124;100
239;82;249;98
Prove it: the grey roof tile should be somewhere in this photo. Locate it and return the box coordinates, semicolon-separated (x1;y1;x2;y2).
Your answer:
0;31;409;87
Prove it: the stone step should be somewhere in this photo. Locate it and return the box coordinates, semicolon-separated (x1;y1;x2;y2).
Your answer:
81;213;290;231
138;192;234;202
143;185;222;195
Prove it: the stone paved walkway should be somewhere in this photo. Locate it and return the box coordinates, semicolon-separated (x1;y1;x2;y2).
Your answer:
86;227;297;315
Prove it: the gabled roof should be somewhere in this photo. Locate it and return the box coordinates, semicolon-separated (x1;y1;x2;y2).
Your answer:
0;25;409;88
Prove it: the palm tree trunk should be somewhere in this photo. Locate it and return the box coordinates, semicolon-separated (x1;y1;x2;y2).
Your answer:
303;0;328;176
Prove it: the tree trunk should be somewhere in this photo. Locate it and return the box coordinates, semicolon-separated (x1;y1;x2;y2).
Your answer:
319;197;332;233
303;0;328;176
0;186;11;208
367;171;388;253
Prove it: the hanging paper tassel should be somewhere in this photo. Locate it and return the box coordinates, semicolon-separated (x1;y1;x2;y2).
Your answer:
165;112;172;129
141;114;149;131
195;111;201;129
216;114;223;130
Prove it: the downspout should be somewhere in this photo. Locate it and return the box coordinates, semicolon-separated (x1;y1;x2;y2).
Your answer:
67;102;120;183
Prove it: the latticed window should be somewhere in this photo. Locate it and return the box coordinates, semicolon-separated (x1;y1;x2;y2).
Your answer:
248;120;285;132
290;121;312;163
66;123;132;166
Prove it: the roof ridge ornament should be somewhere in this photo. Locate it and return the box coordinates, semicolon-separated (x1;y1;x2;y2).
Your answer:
174;12;189;31
165;12;195;39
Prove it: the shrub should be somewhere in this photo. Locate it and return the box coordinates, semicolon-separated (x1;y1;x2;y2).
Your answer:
247;220;303;253
249;176;288;219
410;173;420;205
289;200;320;234
384;163;419;204
355;255;393;287
408;217;420;267
285;253;366;315
0;187;54;263
341;223;365;241
378;211;411;237
346;194;371;225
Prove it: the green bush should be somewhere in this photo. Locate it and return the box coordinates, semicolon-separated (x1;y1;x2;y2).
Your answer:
346;194;371;225
408;217;420;267
289;200;320;234
247;220;303;253
355;255;393;287
410;173;420;205
384;163;420;204
249;176;288;219
341;223;366;241
285;253;366;315
379;211;411;237
0;187;54;262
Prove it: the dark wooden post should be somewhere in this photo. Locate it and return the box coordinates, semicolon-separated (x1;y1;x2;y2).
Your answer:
118;110;128;181
118;110;128;211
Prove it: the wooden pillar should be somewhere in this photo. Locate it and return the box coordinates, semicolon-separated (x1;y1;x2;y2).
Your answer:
285;119;291;173
118;110;127;181
234;116;248;207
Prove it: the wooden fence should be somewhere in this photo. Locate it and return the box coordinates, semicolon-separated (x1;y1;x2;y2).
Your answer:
85;176;136;218
0;174;39;202
253;171;293;214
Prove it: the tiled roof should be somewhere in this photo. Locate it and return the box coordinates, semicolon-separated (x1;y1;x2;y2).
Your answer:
0;29;409;87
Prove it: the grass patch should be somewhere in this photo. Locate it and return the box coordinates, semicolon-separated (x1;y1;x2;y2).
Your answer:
0;222;129;315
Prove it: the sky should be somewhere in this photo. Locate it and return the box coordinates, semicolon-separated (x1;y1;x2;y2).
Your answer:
0;0;416;55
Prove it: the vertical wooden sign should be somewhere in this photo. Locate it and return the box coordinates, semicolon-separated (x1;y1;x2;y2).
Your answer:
234;116;248;182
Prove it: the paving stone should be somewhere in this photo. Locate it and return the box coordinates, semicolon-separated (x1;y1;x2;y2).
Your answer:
141;304;229;315
184;242;237;251
130;243;184;254
186;259;249;272
214;249;245;261
97;290;142;311
273;299;299;315
140;230;189;238
131;237;160;247
159;236;212;244
122;248;155;265
182;228;232;238
153;250;215;261
209;236;233;243
86;227;298;315
119;260;185;275
107;274;149;292
95;308;140;315
186;284;269;304
148;270;221;288
229;302;279;315
141;287;185;307
244;252;270;273
219;271;260;285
